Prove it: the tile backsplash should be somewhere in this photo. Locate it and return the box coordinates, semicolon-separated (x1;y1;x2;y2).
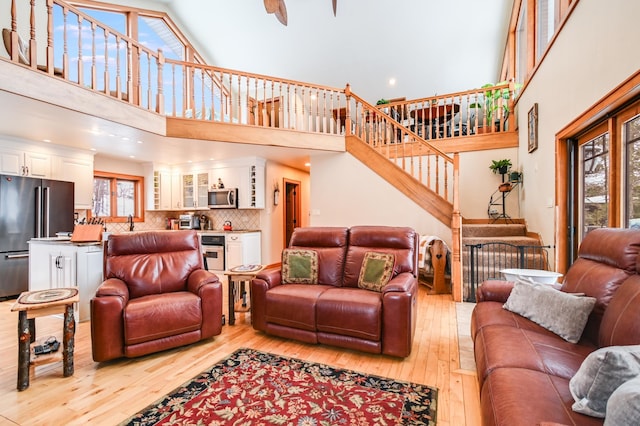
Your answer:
74;209;261;233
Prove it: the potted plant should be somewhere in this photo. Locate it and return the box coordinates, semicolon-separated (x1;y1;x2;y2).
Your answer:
470;81;521;132
489;159;512;175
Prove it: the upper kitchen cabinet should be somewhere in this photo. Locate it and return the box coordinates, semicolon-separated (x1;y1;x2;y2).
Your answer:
239;160;265;209
182;171;209;209
211;157;266;209
0;147;51;178
144;164;183;210
53;155;94;209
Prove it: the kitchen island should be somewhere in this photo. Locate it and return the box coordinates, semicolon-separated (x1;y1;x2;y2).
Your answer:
28;237;104;322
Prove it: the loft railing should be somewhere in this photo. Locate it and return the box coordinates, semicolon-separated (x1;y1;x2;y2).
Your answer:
162;58;346;133
375;83;518;142
3;0;163;111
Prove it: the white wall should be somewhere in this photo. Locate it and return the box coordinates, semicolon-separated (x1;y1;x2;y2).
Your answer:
309;152;452;245
259;160;310;265
94;155;146;176
516;0;640;247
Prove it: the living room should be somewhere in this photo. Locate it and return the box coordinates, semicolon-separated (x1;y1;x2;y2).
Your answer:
0;0;639;424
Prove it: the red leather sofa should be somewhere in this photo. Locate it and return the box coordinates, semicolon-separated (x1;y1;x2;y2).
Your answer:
471;228;640;425
251;226;419;357
91;230;223;362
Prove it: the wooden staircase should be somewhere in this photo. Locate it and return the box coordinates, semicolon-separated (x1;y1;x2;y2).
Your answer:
461;223;549;302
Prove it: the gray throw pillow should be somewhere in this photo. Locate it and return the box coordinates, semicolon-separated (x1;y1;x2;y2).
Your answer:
570;345;640;418
604;375;640;425
503;279;596;343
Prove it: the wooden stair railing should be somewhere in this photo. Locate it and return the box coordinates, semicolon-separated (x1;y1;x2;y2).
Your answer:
344;87;463;301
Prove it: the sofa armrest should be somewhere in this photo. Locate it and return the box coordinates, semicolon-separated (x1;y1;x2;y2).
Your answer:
251;266;282;332
476;280;515;303
383;271;415;294
91;278;129;362
382;272;418;357
187;269;220;294
187;269;222;338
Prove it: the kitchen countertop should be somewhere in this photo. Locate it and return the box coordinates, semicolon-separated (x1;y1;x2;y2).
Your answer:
199;229;261;234
29;237;102;246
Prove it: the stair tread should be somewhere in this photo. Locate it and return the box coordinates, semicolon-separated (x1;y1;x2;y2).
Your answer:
462;236;541;245
462;224;527;238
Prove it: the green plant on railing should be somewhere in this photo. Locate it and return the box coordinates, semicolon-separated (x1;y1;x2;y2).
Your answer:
470;81;520;129
376;98;390;105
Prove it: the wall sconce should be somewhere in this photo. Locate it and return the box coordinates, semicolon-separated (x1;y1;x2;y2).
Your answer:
273;188;280;206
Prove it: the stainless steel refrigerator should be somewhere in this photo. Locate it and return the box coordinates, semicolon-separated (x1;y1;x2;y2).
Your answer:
0;175;74;298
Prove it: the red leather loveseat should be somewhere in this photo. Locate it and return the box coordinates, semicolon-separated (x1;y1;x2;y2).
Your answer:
471;228;640;425
251;226;419;357
91;230;223;362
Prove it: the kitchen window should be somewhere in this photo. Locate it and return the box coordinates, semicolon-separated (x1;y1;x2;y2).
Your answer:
91;171;144;222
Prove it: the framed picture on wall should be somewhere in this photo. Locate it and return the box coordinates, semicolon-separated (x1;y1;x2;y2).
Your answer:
528;103;538;153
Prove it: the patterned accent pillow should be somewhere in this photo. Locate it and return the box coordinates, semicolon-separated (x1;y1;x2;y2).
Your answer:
358;252;395;292
281;249;318;284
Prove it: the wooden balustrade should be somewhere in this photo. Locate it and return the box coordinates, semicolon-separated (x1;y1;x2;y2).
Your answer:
163;59;346;134
348;92;456;203
4;0;161;112
375;83;517;142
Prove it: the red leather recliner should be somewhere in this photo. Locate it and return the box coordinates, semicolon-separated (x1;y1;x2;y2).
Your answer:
90;230;222;362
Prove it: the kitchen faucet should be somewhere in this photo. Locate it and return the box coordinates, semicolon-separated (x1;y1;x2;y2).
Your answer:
128;214;134;232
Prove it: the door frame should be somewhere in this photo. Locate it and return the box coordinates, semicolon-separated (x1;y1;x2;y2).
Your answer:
282;178;301;248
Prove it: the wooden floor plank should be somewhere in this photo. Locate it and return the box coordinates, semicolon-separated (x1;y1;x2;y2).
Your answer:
0;286;480;425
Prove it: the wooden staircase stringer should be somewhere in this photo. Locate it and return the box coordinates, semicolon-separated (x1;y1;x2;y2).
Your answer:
346;135;453;226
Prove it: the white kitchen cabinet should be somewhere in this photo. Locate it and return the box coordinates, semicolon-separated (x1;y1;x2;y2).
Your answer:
29;240;104;322
0;148;51;177
182;171;209;209
53;155;94;209
225;232;261;268
238;163;265;209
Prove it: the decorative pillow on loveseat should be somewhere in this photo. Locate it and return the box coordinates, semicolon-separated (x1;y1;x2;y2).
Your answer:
503;279;596;343
357;251;395;292
281;249;318;284
604;375;640;425
569;345;640;418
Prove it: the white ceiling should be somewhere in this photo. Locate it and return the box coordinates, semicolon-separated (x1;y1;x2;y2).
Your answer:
162;0;513;103
1;0;514;170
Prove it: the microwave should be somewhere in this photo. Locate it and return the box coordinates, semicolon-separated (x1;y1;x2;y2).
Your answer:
208;188;238;209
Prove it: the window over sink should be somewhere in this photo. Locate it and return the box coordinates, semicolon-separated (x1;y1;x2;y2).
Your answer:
91;171;144;223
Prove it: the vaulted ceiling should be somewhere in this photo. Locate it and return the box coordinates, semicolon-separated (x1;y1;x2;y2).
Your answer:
157;0;513;103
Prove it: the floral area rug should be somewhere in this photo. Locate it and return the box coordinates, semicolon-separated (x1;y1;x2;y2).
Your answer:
121;348;437;425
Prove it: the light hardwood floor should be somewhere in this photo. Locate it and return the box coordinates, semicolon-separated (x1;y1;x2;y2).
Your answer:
0;286;481;425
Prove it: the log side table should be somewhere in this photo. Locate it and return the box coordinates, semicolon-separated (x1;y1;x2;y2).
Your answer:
11;288;79;391
223;265;264;326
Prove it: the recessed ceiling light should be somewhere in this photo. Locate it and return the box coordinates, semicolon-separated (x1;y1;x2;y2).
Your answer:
209;158;215;161
388;78;396;86
122;137;130;141
187;160;193;163
43;139;51;143
305;162;311;167
109;133;116;137
90;148;97;151
129;155;135;159
137;140;143;144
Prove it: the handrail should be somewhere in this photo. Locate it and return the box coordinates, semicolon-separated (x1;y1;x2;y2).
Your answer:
163;58;346;134
347;90;455;203
376;82;517;142
6;0;164;112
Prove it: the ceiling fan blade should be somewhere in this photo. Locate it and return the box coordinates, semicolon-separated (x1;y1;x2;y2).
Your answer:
332;0;337;16
275;0;288;26
264;0;278;14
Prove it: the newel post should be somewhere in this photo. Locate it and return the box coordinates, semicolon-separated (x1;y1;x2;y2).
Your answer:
451;152;463;302
344;83;352;136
